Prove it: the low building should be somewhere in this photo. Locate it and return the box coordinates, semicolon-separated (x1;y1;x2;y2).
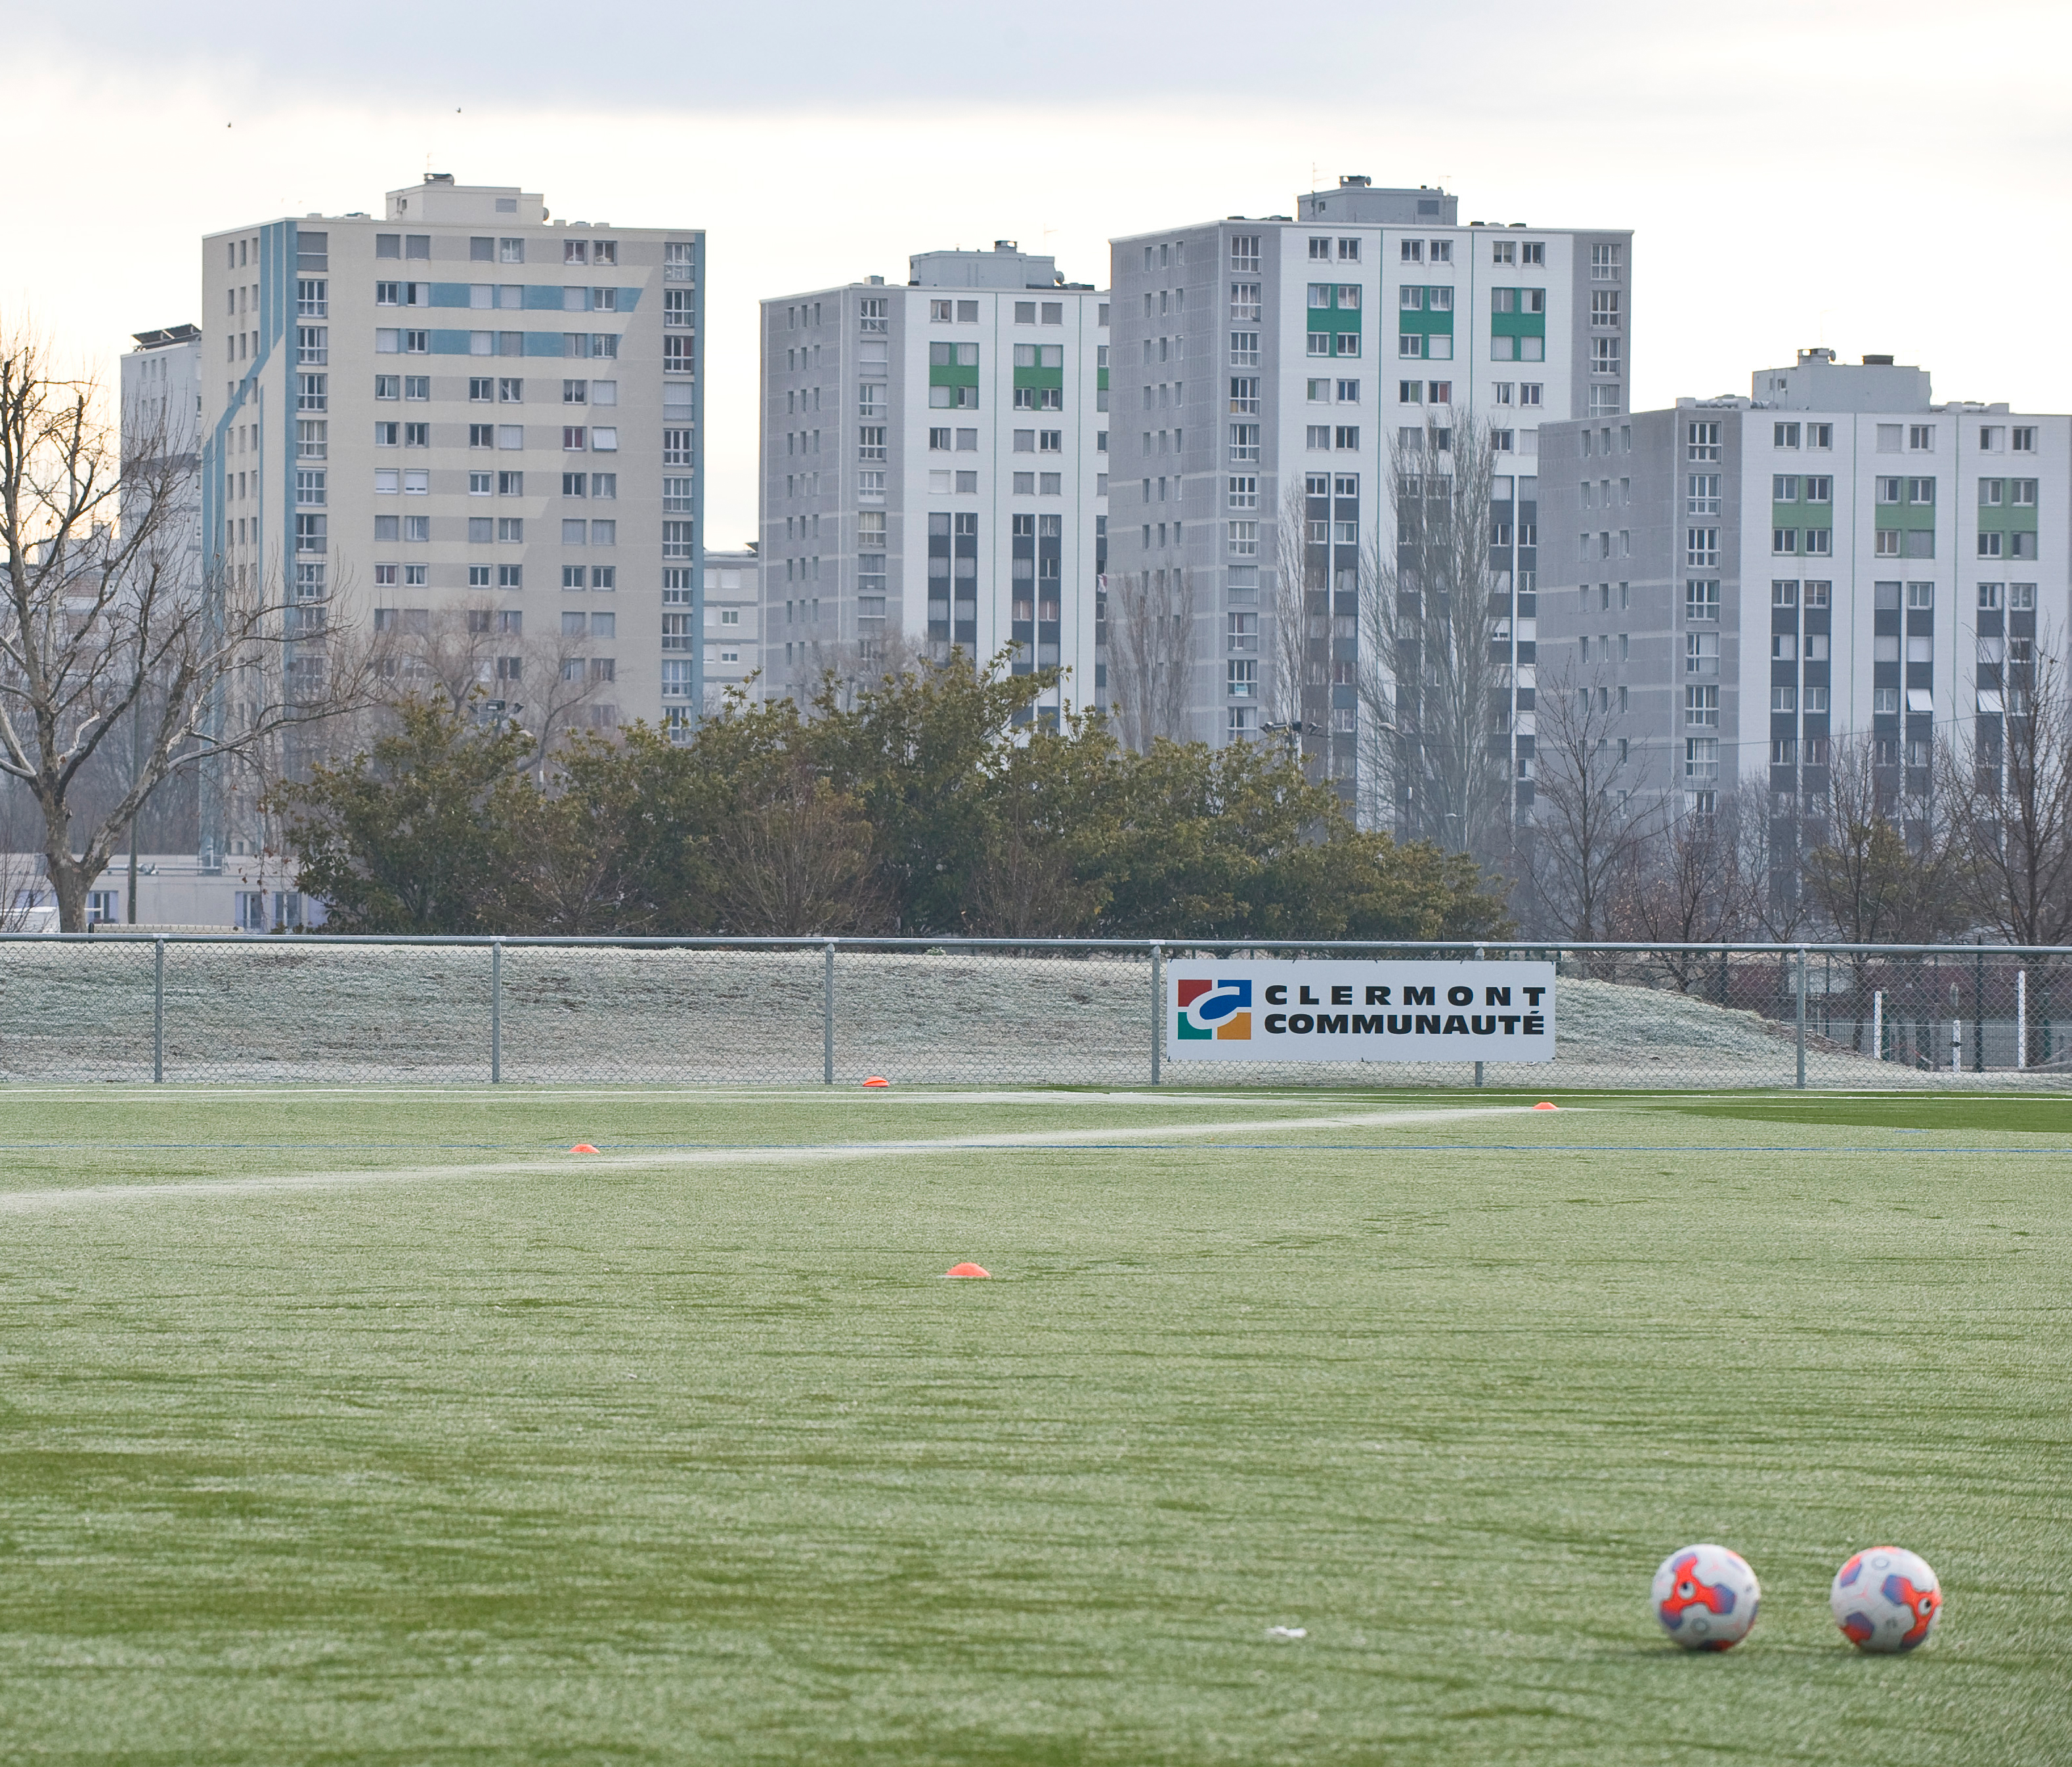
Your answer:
701;545;759;710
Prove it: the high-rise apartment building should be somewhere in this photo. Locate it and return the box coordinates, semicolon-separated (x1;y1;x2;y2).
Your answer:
202;175;704;841
758;244;1109;722
1538;350;2068;819
1107;178;1630;805
119;319;205;622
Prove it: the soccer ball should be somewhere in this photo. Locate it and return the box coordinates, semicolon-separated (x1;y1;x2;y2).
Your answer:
1651;1544;1761;1650
1830;1546;1941;1652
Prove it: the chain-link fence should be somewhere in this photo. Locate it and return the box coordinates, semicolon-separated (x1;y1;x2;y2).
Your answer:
4;934;2070;1088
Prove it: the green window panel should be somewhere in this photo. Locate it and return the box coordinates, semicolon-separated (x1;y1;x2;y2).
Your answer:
1096;368;1109;392
1306;308;1363;335
929;364;980;387
1012;368;1066;389
1488;287;1547;338
1394;308;1454;336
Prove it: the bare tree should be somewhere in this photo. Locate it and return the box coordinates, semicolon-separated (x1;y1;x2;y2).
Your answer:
706;763;887;934
1941;631;2072;947
374;597;601;776
1269;480;1315;766
1106;562;1197;752
1618;787;1754;989
0;331;376;929
1359;413;1510;861
1525;662;1660;941
1802;731;1966;948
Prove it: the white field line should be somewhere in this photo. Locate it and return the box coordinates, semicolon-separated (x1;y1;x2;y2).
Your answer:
0;1105;1545;1214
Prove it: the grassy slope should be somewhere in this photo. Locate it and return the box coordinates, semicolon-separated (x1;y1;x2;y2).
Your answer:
0;1090;2067;1765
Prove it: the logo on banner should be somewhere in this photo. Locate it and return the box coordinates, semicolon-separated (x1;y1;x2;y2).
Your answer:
1176;977;1252;1041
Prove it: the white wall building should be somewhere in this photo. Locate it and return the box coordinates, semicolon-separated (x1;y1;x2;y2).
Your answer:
701;545;759;710
759;244;1110;724
1538;349;2069;824
1107;177;1631;809
201;173;706;843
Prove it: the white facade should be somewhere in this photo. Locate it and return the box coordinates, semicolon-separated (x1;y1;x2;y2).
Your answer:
201;174;706;826
701;546;759;710
759;245;1110;723
1538;351;2069;813
1108;179;1631;809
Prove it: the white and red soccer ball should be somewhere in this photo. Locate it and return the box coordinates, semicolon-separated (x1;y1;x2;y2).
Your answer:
1830;1546;1941;1652
1651;1544;1761;1650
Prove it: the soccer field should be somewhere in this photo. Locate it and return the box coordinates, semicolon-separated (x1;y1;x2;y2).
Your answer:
1;1087;2067;1764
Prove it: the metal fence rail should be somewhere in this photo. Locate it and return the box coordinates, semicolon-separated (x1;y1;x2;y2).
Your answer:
4;933;2071;1089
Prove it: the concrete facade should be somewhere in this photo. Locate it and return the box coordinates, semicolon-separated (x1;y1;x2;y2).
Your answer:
701;545;759;710
758;244;1109;722
1538;349;2070;821
1106;178;1631;807
201;174;706;848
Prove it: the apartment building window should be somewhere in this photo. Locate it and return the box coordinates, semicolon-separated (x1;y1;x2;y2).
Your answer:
1687;421;1720;462
2013;426;2037;452
859;297;888;333
1227;521;1259;557
1590;291;1620;328
297;420;327;460
1230;234;1261;272
1230;331;1260;367
663;241;695;282
297;374;327;412
1686;527;1719;566
1228;475;1259;509
663;521;696;559
1229;377;1260;415
1591;243;1622;280
1685;686;1719;727
1229;423;1261;463
1230;282;1261;321
664;427;695;466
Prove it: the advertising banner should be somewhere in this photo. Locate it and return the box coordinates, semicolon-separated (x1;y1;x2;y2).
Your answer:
1168;960;1555;1063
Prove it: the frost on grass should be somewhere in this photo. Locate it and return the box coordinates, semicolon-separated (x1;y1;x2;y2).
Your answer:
0;943;2061;1090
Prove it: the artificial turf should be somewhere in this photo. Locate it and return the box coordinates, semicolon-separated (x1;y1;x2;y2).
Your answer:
0;1086;2066;1765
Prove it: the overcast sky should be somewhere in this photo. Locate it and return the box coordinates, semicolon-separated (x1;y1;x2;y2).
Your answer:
6;0;2067;547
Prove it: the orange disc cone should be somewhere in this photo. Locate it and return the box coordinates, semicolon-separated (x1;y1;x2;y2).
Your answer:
945;1262;990;1278
571;1142;601;1153
1532;1102;1557;1111
863;1076;890;1088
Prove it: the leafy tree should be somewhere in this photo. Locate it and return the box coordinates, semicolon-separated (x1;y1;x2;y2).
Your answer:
278;698;532;933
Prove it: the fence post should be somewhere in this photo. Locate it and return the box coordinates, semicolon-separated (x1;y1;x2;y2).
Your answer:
490;938;503;1084
1150;943;1163;1087
2018;969;2027;1070
1949;982;1962;1073
152;935;165;1084
823;941;836;1085
1872;989;1884;1064
1795;947;1807;1090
